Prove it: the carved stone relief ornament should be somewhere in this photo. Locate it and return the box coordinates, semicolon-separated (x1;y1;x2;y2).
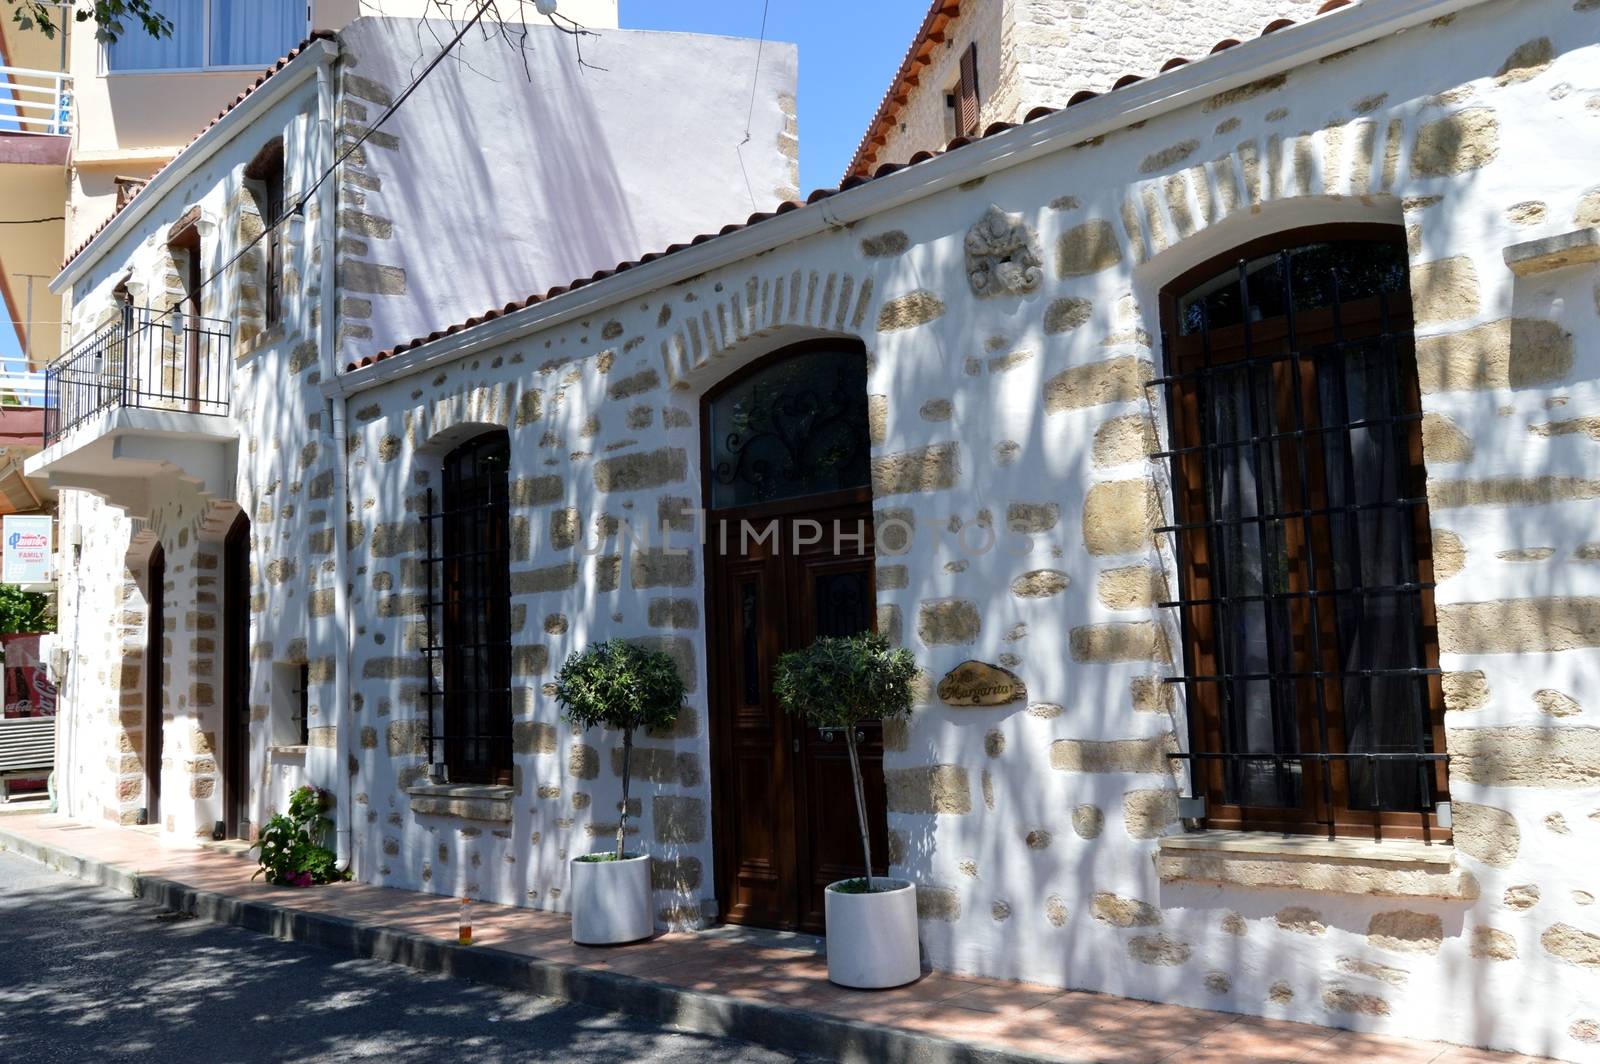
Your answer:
965;203;1044;297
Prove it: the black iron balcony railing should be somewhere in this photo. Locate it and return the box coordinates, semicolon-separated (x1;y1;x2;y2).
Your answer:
43;307;232;445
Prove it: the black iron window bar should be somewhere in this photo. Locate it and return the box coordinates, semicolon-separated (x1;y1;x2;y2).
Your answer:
1149;244;1449;840
418;482;515;787
42;305;232;444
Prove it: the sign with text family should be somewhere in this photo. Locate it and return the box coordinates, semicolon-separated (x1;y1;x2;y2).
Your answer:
2;515;53;585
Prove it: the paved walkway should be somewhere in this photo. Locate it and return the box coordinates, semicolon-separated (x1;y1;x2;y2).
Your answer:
0;811;1551;1064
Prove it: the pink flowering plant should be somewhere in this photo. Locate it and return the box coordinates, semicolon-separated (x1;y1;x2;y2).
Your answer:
250;785;348;887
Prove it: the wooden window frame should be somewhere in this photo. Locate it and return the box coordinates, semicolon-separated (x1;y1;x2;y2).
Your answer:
244;139;286;328
1156;224;1450;842
424;430;514;787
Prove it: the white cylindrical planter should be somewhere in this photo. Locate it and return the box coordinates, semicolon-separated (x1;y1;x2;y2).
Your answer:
570;854;654;945
824;878;921;989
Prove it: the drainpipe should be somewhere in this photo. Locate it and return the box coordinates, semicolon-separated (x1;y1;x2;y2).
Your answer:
312;51;355;871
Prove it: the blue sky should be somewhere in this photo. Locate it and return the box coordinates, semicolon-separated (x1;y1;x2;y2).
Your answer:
620;0;925;192
0;1;925;365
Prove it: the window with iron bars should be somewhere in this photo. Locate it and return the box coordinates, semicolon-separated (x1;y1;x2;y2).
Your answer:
420;431;514;786
1153;226;1450;841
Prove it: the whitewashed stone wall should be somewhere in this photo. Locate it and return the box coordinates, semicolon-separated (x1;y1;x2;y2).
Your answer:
45;1;1600;1060
331;4;1600;1058
53;74;333;840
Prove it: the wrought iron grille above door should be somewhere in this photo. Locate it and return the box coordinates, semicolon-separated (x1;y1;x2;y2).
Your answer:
1153;227;1449;840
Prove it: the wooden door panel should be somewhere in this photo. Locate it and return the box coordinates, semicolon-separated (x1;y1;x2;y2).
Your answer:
788;522;883;932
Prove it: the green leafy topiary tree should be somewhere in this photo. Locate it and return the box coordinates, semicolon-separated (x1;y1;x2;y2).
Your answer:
774;632;917;893
554;640;684;861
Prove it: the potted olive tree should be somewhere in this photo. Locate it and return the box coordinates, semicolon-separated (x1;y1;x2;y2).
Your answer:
554;639;684;945
774;631;920;988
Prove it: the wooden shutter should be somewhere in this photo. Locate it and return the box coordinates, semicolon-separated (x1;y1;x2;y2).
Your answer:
957;43;980;135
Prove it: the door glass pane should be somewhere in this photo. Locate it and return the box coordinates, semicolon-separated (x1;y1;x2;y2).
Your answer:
812;569;871;638
1319;337;1432;811
709;348;870;508
210;0;303;66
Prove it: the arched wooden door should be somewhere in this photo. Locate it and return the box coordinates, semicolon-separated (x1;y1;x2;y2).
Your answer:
702;342;890;933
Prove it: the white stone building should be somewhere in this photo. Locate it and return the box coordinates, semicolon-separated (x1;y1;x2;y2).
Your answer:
29;0;1600;1061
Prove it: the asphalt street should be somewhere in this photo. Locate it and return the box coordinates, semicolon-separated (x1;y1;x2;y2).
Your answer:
0;846;817;1064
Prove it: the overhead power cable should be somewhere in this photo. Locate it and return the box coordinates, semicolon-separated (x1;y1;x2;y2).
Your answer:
141;0;494;330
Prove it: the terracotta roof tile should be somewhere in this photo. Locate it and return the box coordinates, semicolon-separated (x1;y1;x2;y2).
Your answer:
60;31;338;274
349;5;1358;374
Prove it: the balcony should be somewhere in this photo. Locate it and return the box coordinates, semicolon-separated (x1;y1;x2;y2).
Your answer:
0;65;73;139
26;308;237;514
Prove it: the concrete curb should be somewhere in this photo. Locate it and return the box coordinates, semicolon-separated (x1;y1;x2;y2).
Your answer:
0;825;1082;1064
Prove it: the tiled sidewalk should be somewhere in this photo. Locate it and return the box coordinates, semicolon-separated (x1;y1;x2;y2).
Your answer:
0;810;1549;1064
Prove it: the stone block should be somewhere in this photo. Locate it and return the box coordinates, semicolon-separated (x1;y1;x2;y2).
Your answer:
1415;318;1572;392
1446;725;1600;787
1044;357;1152;414
1451;801;1519;868
593;448;688;493
1410;107;1499;177
1438;598;1600;653
916;599;980;645
513;721;558;754
1010;569;1069;598
1092;892;1161;927
387;720;428;757
1044;297;1092;334
885;764;971;814
916;885;961;922
1368;910;1444;954
631;549;695;589
510;562;580;595
569;744;599;779
1049;734;1176;774
1070;622;1169;663
1409;256;1480;325
1056;220;1123;276
1127;934;1189;966
1123;788;1178;838
872;443;961;496
876;291;945;331
652;795;705;844
1542;923;1600;969
1083;479;1157;555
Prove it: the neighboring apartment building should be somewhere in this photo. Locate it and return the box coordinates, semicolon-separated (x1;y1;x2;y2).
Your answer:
28;0;1600;1061
0;0;621;368
844;0;1325;179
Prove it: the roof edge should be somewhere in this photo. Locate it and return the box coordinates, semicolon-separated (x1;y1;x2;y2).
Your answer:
327;0;1482;398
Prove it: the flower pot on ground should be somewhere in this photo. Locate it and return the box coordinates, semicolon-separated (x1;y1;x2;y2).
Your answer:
250;785;350;887
569;852;653;944
774;631;920;989
554;639;685;946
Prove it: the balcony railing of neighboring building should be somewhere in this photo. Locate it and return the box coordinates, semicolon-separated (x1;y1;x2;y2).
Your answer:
0;66;73;137
0;361;46;408
43;307;232;445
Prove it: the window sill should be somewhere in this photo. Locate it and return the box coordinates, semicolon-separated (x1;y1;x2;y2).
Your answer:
406;783;514;823
268;745;307;758
1156;831;1476;900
